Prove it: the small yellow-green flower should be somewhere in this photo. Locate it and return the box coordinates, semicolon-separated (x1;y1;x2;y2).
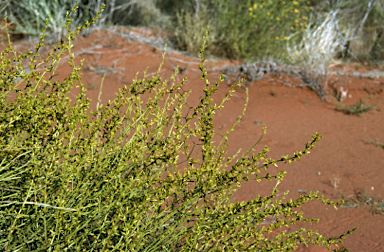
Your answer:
284;36;288;40
254;4;257;9
294;9;299;13
276;17;280;21
276;36;279;40
293;1;298;5
267;12;270;15
249;7;253;11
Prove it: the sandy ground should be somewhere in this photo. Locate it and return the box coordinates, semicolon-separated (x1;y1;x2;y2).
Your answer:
3;27;384;251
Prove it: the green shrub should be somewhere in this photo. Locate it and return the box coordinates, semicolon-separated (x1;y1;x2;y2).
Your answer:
169;0;384;62
336;100;374;115
171;6;216;57
0;4;356;251
171;0;312;61
244;0;312;60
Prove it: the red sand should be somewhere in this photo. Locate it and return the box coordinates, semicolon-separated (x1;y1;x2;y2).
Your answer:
3;27;384;251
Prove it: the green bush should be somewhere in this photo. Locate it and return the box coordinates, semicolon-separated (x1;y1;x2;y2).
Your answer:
170;0;312;61
0;4;356;251
171;6;216;57
5;0;384;62
169;0;384;62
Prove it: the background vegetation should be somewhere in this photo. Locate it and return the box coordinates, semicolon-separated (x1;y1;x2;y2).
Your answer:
0;0;383;63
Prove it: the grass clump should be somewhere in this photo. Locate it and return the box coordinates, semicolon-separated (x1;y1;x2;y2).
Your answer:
0;4;356;251
335;188;384;216
335;100;374;115
287;10;346;99
365;134;384;149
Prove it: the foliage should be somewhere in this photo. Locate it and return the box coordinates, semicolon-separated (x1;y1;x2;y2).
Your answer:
171;6;216;57
168;0;384;62
0;3;356;251
309;0;384;61
366;134;384;149
365;0;384;60
335;187;384;216
286;10;347;99
102;0;170;27
170;0;312;60
3;0;384;62
287;10;343;71
245;0;311;59
335;100;374;115
157;0;196;17
2;0;170;40
4;0;78;39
